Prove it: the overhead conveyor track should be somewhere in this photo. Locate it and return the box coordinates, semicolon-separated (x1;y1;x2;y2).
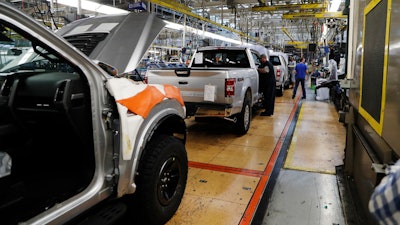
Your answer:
11;0;348;53
252;2;327;12
148;0;263;44
282;11;347;19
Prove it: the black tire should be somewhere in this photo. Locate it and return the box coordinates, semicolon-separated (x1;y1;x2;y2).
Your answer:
276;84;284;97
234;92;252;135
284;79;290;89
134;135;188;225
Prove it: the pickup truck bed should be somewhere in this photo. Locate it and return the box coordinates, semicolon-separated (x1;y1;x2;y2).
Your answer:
147;46;264;134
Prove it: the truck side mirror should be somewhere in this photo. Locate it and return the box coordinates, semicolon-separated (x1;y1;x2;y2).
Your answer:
97;61;118;76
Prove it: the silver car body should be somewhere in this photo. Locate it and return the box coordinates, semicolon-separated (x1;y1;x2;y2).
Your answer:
269;51;289;95
0;2;186;224
147;46;262;118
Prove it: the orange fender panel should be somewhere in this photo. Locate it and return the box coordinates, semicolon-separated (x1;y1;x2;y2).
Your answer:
164;84;184;106
117;85;165;118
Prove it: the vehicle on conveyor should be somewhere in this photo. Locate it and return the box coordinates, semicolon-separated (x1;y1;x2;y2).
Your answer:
341;0;400;224
146;46;265;135
269;51;290;96
0;3;187;225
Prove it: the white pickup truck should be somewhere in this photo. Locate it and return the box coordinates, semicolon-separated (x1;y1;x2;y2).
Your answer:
147;46;264;134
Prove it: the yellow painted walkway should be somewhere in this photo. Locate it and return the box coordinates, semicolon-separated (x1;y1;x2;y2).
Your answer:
284;100;346;174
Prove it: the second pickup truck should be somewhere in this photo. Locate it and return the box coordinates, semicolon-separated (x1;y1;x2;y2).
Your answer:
147;46;264;134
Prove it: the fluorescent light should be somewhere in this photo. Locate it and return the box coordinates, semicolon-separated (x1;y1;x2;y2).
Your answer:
203;31;242;45
53;1;245;45
165;21;183;30
329;0;341;12
165;21;243;45
49;0;129;15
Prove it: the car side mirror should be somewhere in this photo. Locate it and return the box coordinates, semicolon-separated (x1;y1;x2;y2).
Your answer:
97;61;118;76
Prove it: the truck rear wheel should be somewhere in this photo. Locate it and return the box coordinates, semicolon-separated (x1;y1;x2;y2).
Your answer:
284;79;290;89
133;135;188;225
276;84;284;97
234;92;252;135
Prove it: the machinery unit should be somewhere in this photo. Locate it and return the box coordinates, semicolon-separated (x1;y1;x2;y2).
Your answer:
343;0;400;224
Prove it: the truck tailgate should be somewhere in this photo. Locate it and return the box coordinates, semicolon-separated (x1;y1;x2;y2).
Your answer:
147;68;228;103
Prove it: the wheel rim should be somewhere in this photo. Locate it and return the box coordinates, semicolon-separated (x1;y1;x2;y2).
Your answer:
244;104;250;129
158;156;181;206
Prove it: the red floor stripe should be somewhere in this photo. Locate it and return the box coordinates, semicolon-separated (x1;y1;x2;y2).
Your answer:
239;96;301;225
188;161;264;177
185;98;301;224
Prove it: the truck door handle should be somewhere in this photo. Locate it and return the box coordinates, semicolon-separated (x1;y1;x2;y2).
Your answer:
179;81;188;85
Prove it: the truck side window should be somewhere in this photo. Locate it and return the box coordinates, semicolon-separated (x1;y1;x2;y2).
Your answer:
0;23;77;74
252;53;260;65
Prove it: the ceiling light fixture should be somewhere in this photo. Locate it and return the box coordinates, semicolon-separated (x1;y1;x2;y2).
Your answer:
329;0;342;12
165;21;244;45
48;0;128;15
51;1;246;45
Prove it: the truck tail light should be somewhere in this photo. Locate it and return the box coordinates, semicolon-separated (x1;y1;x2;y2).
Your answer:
225;78;235;97
276;68;281;78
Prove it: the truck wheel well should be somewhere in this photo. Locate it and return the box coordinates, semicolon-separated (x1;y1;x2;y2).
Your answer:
150;114;186;143
246;88;252;98
245;88;252;105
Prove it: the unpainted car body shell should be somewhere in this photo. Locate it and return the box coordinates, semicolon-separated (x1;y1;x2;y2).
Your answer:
0;3;186;224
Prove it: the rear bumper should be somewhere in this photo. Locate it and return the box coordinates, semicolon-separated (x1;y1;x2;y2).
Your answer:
185;102;234;118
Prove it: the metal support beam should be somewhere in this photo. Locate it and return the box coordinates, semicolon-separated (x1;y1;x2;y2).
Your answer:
286;41;308;49
148;0;192;12
147;0;262;44
281;27;294;42
283;11;347;19
252;3;326;12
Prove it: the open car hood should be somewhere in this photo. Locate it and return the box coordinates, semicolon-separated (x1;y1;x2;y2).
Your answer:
57;13;165;74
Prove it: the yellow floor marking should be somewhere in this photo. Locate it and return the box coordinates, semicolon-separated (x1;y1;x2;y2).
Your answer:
284;101;345;174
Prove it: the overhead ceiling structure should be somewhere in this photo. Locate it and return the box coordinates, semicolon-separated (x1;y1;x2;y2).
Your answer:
111;0;347;50
182;0;347;48
8;0;347;52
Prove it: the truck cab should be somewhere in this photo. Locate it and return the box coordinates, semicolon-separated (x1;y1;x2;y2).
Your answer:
0;3;187;225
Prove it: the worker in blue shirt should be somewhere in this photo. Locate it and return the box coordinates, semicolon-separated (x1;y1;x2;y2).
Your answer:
292;57;308;99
